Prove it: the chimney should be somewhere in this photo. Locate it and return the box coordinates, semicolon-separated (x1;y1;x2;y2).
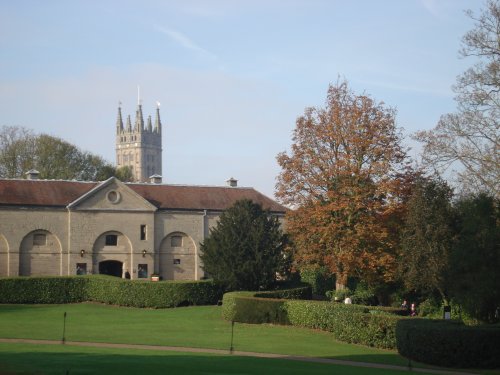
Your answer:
25;169;40;180
226;177;238;187
149;174;162;184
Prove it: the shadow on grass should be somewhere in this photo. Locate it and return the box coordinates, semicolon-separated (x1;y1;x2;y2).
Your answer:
0;344;430;375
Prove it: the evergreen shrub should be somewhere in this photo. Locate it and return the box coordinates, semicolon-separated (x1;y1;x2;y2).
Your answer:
396;319;500;368
254;283;312;300
86;276;222;308
222;291;403;349
0;276;87;304
0;276;223;308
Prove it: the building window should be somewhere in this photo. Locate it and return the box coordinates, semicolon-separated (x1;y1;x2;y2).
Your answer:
173;259;181;265
130;153;134;162
171;235;183;247
138;264;148;278
106;190;121;204
140;225;146;240
105;234;118;246
33;233;46;246
123;154;128;163
76;263;87;275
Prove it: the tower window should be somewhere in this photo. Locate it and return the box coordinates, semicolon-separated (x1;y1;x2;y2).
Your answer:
171;235;183;247
33;233;47;246
140;225;146;240
105;234;118;246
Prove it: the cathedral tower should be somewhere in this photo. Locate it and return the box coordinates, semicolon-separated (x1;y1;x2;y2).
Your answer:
115;98;162;182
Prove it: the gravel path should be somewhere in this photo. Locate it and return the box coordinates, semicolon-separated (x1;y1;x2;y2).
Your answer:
0;338;478;375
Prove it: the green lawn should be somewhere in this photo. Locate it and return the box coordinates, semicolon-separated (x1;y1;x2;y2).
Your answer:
0;303;495;375
0;342;430;375
0;303;406;366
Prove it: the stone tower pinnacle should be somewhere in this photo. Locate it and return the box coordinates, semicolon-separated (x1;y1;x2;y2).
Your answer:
154;102;162;134
147;115;153;132
116;104;124;134
134;104;144;133
115;96;163;182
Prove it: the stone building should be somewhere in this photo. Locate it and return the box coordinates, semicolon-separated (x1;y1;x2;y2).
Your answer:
0;173;285;279
0;99;286;279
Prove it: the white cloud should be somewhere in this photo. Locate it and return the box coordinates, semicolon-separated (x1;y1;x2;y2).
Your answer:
420;0;441;17
154;25;217;61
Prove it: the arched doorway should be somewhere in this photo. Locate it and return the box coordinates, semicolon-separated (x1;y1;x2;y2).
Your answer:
19;230;62;276
159;232;197;280
92;231;131;278
99;260;123;277
0;235;8;277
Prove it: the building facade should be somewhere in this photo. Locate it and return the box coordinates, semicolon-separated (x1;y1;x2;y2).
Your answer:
0;176;285;280
0;99;286;280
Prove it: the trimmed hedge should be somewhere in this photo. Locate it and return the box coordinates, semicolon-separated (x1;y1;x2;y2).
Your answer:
224;295;289;324
86;276;223;308
396;319;500;368
0;275;223;308
0;276;88;304
285;300;400;349
222;291;500;368
222;291;403;349
254;283;312;300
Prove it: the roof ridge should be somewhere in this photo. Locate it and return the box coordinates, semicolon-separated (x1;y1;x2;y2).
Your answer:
0;178;97;184
126;182;254;189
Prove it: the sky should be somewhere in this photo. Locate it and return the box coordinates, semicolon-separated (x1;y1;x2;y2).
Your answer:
0;0;485;199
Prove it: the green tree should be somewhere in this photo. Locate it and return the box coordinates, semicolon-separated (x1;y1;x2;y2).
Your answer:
450;193;500;323
200;199;287;291
34;134;88;180
114;165;134;182
0;125;37;178
399;177;455;305
0;125;121;181
416;1;500;197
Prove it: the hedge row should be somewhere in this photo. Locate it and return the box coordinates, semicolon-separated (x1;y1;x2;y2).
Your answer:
0;277;87;304
222;292;500;368
222;291;402;349
254;283;312;300
396;319;500;368
285;299;401;349
0;275;223;308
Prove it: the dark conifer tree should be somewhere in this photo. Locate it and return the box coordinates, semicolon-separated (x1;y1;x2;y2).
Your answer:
200;199;287;291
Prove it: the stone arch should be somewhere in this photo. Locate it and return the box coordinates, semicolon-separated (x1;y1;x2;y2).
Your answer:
19;230;62;276
92;231;132;278
0;235;8;277
159;232;197;280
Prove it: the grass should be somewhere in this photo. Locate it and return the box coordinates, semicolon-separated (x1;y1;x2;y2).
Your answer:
0;303;408;366
0;303;497;374
0;342;432;375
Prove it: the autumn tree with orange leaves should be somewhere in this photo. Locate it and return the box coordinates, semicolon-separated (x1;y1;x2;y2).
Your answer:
276;80;410;289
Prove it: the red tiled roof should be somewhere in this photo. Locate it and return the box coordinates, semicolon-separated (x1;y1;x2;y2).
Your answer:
128;184;286;212
0;179;286;213
0;179;97;207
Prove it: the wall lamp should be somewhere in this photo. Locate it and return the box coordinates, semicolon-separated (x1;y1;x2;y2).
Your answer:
80;249;85;257
142;249;147;258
